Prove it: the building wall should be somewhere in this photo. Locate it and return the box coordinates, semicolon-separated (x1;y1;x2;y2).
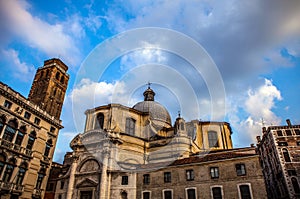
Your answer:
0;58;69;199
257;121;300;199
137;148;267;199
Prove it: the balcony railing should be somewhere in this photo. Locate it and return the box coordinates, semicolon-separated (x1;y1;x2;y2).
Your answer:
0;181;24;192
0;138;32;157
32;188;43;197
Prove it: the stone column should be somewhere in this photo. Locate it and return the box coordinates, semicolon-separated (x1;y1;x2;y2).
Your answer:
66;154;78;199
99;141;110;199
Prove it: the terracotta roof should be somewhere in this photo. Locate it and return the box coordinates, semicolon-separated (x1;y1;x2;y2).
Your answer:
171;150;257;166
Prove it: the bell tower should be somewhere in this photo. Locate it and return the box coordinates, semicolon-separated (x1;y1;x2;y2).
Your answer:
28;58;69;119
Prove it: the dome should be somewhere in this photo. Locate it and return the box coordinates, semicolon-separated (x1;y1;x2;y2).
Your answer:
132;85;172;128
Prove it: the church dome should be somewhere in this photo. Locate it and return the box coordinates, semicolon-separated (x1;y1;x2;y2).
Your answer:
133;86;172;128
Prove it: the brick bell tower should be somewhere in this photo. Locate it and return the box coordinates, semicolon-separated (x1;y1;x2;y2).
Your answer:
28;58;69;119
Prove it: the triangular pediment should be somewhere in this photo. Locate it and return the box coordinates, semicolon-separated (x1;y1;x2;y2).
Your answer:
76;178;98;188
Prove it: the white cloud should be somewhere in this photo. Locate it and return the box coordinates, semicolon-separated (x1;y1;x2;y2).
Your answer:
0;0;81;65
67;79;128;132
2;49;35;82
228;78;282;146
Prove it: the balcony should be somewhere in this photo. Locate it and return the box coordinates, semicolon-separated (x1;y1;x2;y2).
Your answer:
32;188;43;198
0;138;32;157
0;181;24;192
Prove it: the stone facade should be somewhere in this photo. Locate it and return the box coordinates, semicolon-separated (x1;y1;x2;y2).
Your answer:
257;120;300;199
0;58;69;199
137;147;267;199
46;86;267;199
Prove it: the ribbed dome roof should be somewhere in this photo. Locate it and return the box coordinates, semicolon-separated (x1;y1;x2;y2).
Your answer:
132;85;172;128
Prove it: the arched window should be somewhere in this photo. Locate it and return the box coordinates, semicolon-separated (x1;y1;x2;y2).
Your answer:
208;131;219;147
44;139;53;157
55;72;60;80
40;71;44;79
95;113;104;129
283;149;291;162
3;119;18;142
15;125;26;146
15;162;27;185
121;191;128;199
292;177;300;194
26;131;36;150
60;76;65;84
2;158;16;182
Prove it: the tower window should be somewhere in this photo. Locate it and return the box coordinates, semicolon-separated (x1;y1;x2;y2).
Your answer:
56;72;60;80
95;113;104;129
125;118;135;135
208;131;219;147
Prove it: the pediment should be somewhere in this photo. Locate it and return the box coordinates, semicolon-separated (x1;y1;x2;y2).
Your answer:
76;178;98;188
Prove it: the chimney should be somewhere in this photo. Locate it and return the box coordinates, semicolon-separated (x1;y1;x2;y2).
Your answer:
256;136;261;143
286;119;292;127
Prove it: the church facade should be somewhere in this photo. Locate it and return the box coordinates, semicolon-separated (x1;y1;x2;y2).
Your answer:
0;58;69;199
49;87;267;199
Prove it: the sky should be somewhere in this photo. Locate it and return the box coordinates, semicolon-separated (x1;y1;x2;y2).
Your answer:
0;0;300;163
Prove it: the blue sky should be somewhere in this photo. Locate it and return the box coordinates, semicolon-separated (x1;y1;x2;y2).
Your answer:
0;0;300;163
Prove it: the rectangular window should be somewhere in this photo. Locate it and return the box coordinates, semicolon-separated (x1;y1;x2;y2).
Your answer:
239;184;252;199
35;173;45;189
164;172;171;183
277;130;283;136
34;117;41;125
278;142;288;146
125;118;135;135
60;181;64;189
143;174;150;184
212;187;223;199
210;167;219;179
163;190;172;199
121;175;128;185
24;112;31;120
186;188;196;199
208;131;219;147
4;100;12;109
143;192;150;199
15;132;24;146
50;126;56;133
288;170;297;176
295;129;300;136
186;169;194;181
286;130;292;136
236;164;246;176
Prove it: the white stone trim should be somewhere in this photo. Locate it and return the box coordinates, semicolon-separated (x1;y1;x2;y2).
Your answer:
185;187;197;199
142;190;151;199
210;185;224;199
237;183;253;199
